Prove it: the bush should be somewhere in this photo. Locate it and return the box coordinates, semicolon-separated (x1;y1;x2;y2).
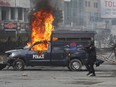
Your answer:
0;33;30;54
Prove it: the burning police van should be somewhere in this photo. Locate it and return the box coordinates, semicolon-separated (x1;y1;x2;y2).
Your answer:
2;30;103;71
0;1;104;71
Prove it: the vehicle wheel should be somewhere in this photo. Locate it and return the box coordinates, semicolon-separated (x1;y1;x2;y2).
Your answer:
13;59;25;71
68;59;82;71
0;64;6;70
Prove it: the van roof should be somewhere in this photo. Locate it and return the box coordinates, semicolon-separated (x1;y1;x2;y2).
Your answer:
52;30;96;38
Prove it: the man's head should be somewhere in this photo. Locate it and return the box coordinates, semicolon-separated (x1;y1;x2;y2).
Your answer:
88;41;94;46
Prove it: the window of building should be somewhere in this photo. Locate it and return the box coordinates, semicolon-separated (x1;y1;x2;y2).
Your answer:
112;19;116;25
94;3;95;8
72;0;77;8
94;2;98;8
64;2;71;25
11;8;15;20
96;3;98;8
18;8;23;20
90;13;102;22
1;7;9;21
88;1;91;7
85;1;87;7
85;1;91;7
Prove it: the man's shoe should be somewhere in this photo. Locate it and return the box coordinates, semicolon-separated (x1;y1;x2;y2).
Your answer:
90;74;96;76
87;72;91;76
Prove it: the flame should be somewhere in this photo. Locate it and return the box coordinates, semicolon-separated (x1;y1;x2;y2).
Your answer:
53;37;58;41
28;9;54;51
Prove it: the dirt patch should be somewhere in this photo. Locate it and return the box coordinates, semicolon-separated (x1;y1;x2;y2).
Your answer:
64;79;103;85
71;80;102;85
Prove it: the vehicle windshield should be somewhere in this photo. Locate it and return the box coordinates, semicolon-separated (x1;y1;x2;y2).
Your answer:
26;41;51;52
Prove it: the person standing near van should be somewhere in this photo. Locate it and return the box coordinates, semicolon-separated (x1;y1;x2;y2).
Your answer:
86;41;96;76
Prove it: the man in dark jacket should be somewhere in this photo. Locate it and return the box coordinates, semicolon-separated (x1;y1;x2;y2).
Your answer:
86;41;96;76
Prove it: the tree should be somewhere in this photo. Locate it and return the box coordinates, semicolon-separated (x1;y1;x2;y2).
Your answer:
30;0;63;28
53;9;63;28
95;29;111;48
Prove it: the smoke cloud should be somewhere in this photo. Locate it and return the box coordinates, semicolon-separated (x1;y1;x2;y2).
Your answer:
35;0;53;11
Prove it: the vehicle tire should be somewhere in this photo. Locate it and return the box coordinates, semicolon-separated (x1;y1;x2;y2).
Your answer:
0;64;6;70
13;59;25;71
68;59;82;71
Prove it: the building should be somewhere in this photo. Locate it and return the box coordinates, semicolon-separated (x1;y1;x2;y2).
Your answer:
0;0;30;33
64;0;105;30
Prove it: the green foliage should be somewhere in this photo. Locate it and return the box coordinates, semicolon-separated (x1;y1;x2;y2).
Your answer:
0;32;29;53
53;9;63;27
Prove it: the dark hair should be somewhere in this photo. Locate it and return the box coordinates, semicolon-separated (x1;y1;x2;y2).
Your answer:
89;41;94;46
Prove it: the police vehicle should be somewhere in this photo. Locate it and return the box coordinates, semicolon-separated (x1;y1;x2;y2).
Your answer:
2;30;103;71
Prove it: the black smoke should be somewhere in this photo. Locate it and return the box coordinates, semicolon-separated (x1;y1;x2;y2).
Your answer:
29;0;53;26
35;0;53;11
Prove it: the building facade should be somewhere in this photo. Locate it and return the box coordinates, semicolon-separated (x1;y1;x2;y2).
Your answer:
64;0;105;30
0;0;30;32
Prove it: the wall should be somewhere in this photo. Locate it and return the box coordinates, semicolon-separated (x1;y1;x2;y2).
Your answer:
0;0;30;8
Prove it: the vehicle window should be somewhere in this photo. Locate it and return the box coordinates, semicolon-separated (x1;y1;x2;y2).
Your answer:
52;47;64;52
30;42;51;52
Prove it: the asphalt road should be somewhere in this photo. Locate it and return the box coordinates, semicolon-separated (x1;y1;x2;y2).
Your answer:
0;63;116;87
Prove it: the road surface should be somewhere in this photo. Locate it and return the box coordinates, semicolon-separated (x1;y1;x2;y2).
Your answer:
0;63;116;87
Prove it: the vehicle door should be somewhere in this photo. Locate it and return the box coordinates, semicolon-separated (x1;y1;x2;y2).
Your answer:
26;43;51;66
51;46;67;66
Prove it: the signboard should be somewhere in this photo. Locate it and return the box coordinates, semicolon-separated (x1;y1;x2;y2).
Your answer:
100;0;116;18
64;0;71;2
16;0;30;8
0;0;15;7
4;23;17;29
0;0;30;8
